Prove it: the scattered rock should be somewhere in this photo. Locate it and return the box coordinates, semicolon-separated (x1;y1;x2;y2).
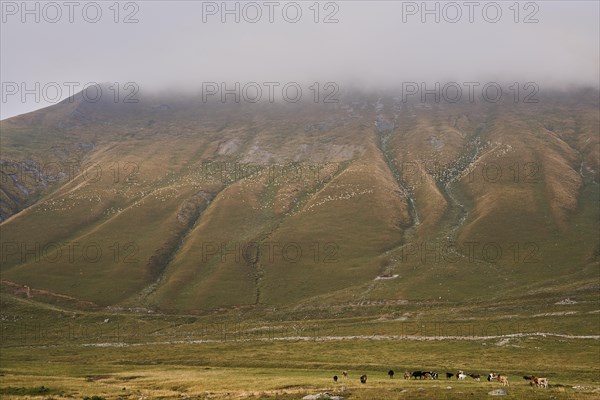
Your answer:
374;274;399;280
302;394;344;400
556;298;578;305
488;389;507;396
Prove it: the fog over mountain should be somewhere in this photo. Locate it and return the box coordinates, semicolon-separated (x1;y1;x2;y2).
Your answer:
1;1;599;118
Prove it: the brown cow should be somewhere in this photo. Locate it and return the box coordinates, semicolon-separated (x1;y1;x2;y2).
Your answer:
525;375;548;388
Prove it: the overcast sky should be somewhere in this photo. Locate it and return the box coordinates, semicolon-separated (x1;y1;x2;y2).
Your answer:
1;0;599;119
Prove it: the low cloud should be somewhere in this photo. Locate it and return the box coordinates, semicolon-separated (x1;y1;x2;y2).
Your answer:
1;1;598;118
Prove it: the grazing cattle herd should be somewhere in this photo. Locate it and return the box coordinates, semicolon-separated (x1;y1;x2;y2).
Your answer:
334;370;550;388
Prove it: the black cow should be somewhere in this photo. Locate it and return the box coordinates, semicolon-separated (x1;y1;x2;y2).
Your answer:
446;372;454;379
360;374;368;384
333;375;338;383
388;369;394;379
412;371;423;379
470;373;481;381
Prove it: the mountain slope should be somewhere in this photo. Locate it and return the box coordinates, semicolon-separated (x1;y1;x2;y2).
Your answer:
1;89;598;311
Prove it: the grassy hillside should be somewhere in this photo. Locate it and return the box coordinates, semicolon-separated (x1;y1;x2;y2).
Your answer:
0;89;598;312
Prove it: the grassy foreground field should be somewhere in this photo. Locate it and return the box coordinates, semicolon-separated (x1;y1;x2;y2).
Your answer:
1;292;599;399
1;337;599;399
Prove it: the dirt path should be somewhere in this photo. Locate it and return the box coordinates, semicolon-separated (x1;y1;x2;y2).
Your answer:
7;331;598;349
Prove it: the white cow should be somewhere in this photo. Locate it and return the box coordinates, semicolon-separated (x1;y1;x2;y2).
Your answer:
534;377;548;388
